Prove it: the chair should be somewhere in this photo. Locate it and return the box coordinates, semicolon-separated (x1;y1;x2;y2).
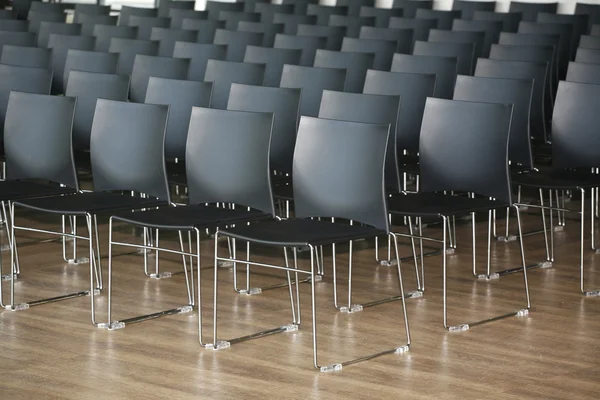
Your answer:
26;11;64;34
428;29;485;61
415;9;462;30
306;4;349;25
0;20;29;32
13;0;35;20
359;6;403;28
0;45;51;69
237;21;284;47
204;59;265;109
358;26;413;54
130;55;189;103
313;49;373;93
92;25;138;52
566;61;600;84
579;35;600;50
73;4;111;21
340;37;396;71
297;24;345;51
498;32;559;86
48;34;95;95
592;25;600;36
391;54;457;99
108;38;159;75
413;40;475;75
576;3;600;29
0;32;36;53
243;0;269;13
37;22;81;47
452;0;495;19
181;19;224;43
205;1;244;20
473;10;522;33
518;21;574;79
63;50;119;92
173;42;227;81
243;45;301;87
218;11;261;31
212;115;410;372
537;12;588;59
150;27;197;57
0;10;15;20
30;2;66;15
127;16;170;40
337;0;375;17
452;19;503;58
273;13;316;35
392;0;433;18
328;15;375;38
279;64;346;117
254;3;294;23
78;14;118;36
213;29;263;62
158;0;195;18
274;33;327;66
388;17;437;43
169;9;208;30
509;1;557;21
118;6;158;26
575;48;600;64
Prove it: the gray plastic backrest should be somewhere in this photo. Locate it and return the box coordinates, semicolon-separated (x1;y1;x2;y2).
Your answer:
78;15;118;36
575;48;600;64
392;0;433;18
475;58;547;143
306;4;348;25
27;11;65;33
358;26;412;54
128;16;169;40
0;32;37;52
0;45;51;68
173;42;227;81
273;33;326;66
537;12;587;58
92;25;138;52
130;55;189;103
415;9;461;30
566;61;600;85
328;15;376;38
254;3;294;23
489;44;555;79
297;24;345;50
237;21;284;47
204;59;265;109
313;49;374;93
509;1;557;21
186;107;275;214
243;45;301;86
5;92;77;188
413;40;474;75
65;71;129;150
280;64;346;117
454;75;534;168
420;98;513;203
0;20;29;32
108;37;159;75
337;0;374;17
74;4;111;20
429;29;485;61
293;116;390;231
63;49;119;93
118;6;158;26
181;19;224;43
227;83;301;174
243;0;269;13
273;13;317;35
90;99;170;201
452;19;503;58
518;21;573;77
552;81;600;169
0;10;14;20
318;90;401;192
363;70;436;156
576;3;600;28
145;77;212;159
579;35;600;50
473;10;523;32
30;2;65;14
214;29;263;62
150;27;197;57
388;17;436;42
158;0;194;18
13;0;35;20
37;22;81;47
452;0;495;19
218;11;261;31
169;9;208;29
341;37;396;70
206;1;244;20
359;6;403;28
391;53;457;99
48;34;95;94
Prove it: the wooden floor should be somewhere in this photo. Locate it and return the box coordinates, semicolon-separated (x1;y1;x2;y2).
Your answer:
1;199;600;399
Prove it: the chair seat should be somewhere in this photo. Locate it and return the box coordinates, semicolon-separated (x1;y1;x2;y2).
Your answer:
0;180;76;201
512;168;600;190
112;204;271;230
14;191;168;215
388;192;509;217
220;218;385;246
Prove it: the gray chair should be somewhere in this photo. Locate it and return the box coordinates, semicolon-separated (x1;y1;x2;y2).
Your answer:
392;0;433;18
415;9;461;30
108;38;159;75
0;20;29;32
78;14;118;36
37;21;81;47
218;11;261;30
473;10;522;32
579;35;600;50
205;1;244;20
328;15;375;37
391;54;457;99
566;61;600;85
313;49;373;93
388;17;437;43
26;10;65;33
169;9;208;29
297;24;345;51
274;33;326;66
63;50;119;92
306;4;349;25
359;6;403;28
243;45;301;87
128;16;170;40
452;19;503;58
48;34;95;94
150;27;198;57
518;21;573;78
273;13;316;35
130;55;189;103
214;29;263;62
158;0;195;18
0;45;51;69
358;26;412;54
93;25;138;52
181;19;224;43
575;48;600;64
576;3;600;29
204;59;265;109
73;4;111;21
537;12;587;58
509;1;557;21
30;2;66;15
498;32;559;86
254;3;294;23
452;0;495;19
413;40;475;75
173;42;227;81
0;31;36;52
118;6;158;26
237;21;284;47
337;0;375;17
428;28;485;61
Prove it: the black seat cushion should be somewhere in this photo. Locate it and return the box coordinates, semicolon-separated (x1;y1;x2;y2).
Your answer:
388;192;509;217
512;168;600;190
219;218;385;246
0;179;76;201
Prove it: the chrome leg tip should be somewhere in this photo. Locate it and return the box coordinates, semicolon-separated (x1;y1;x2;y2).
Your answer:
309;275;323;282
179;305;193;313
553;226;564;232
395;345;410;354
0;244;10;251
93;289;101;295
136;248;152;254
477;273;500;281
406;290;424;299
149;272;173;279
497;235;517;242
448;324;469;332
594;249;600;254
217;260;234;268
379;259;398;267
239;287;262;295
281;323;299;332
67;257;90;265
584;290;600;297
320;363;343;373
516;309;529;317
445;248;456;255
1;274;16;281
8;303;29;311
96;322;110;329
108;321;125;330
296;246;310;253
339;304;363;313
211;341;231;350
538;261;553;268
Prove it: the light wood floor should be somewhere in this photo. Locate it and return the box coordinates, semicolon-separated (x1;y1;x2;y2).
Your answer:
1;199;600;399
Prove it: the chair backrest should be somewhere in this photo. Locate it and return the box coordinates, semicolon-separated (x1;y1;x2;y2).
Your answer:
575;48;600;64
93;24;138;52
337;0;374;17
566;61;600;85
576;3;600;28
13;0;35;20
130;55;189;103
363;70;436;157
328;15;375;38
150;27;197;57
37;21;81;47
243;45;301;87
0;20;29;32
31;2;67;15
509;1;557;22
475;58;547;143
537;12;587;58
185;107;275;214
420;98;513;203
48;34;95;94
214;29;263;62
227;83;301;175
392;0;433;18
254;3;294;24
340;37;396;71
518;21;573;78
0;45;51;69
452;19;503;58
428;28;485;61
63;49;119;92
108;37;159;75
0;32;36;52
78;14;118;36
318;90;401;192
306;4;349;25
489;44;555;80
27;11;65;33
219;11;261;31
415;9;461;30
473;10;522;32
293;116;390;230
391;53;457;99
74;4;111;20
552;80;600;169
273;13;316;35
173;42;227;81
127;16;170;40
181;19;224;43
65;71;130;150
452;0;495;19
118;6;158;26
313;49;373;93
204;59;265;109
90;99;170;201
297;24;345;51
274;33;327;66
388;17;436;42
280;64;346;117
454;75;534;168
280;0;318;15
169;9;208;29
359;6;403;28
206;0;244;20
5;92;77;188
158;0;195;18
579;35;600;50
413;40;474;75
145;77;212;160
237;21;284;47
358;26;413;54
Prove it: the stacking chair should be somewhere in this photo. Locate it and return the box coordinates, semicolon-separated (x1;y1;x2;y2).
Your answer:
130;55;189;103
358;6;403;28
591;25;600;36
150;27;197;57
297;24;345;51
274;33;327;66
204;60;265;109
413;40;474;75
0;32;36;52
26;11;65;33
29;2;66;15
428;29;485;61
211;116;410;372
173;42;226;81
282;0;317;15
415;9;461;30
452;0;495;19
78;14;118;36
341;37;397;70
537;12;588;59
392;0;433;18
452;19;503;58
576;3;600;28
337;0;375;17
473;10;522;33
0;10;15;21
169;9;208;29
579;35;600;50
391;54;457;99
0;45;51;69
73;4;111;20
566;61;600;84
272;13;316;35
108;38;159;75
254;4;294;23
388;17;437;43
243;0;270;13
306;4;349;25
509;1;557;21
37;21;81;47
118;6;158;26
575;48;600;64
127;16;170;40
218;11;261;31
205;1;244;20
158;0;195;18
63;50;118;92
181;19;224;43
313;49;373;93
243;45;301;86
358;26;413;54
13;0;35;20
279;64;346;117
518;21;574;78
93;25;138;52
328;15;375;38
213;29;263;62
48;34;95;95
237;21;284;47
0;20;29;32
